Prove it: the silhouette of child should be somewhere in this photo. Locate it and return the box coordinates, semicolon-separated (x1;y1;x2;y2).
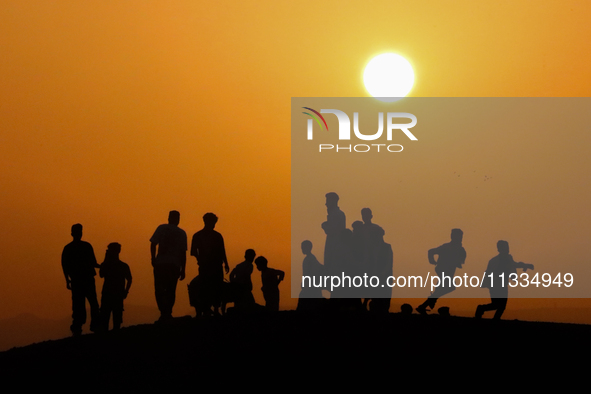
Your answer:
99;243;132;330
255;256;284;312
230;249;256;309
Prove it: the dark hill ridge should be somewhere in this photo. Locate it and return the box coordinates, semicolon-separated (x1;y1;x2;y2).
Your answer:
1;311;589;389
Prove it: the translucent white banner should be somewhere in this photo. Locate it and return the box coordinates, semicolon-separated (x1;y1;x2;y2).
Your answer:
292;98;591;300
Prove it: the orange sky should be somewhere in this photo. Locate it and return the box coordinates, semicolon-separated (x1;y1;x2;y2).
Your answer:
1;1;591;325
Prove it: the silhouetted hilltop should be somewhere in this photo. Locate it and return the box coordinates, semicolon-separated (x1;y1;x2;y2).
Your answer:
0;304;162;352
0;313;70;351
1;311;589;390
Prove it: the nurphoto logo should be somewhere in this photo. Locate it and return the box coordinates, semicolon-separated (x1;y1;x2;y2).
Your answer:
302;107;417;153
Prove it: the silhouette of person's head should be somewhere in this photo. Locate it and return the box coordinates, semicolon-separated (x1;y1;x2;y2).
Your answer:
352;220;364;233
106;242;121;260
301;240;312;255
203;212;218;229
109;242;121;253
325;192;339;209
497;240;510;255
71;223;83;241
168;210;180;226
451;228;463;243
255;256;268;271
361;208;373;224
244;249;256;262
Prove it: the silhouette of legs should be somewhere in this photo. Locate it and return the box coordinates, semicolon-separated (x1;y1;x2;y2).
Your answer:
112;307;123;329
417;284;455;314
100;294;124;330
232;282;255;311
199;265;224;315
416;298;435;315
475;287;508;320
263;289;280;312
154;263;180;320
417;269;456;315
70;278;100;335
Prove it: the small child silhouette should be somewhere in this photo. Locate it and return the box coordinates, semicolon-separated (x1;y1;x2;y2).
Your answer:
255;256;285;312
230;249;257;309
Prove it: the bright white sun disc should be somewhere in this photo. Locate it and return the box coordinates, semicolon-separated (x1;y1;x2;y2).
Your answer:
363;53;414;102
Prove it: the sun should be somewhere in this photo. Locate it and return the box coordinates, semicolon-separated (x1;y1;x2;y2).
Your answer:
363;53;414;102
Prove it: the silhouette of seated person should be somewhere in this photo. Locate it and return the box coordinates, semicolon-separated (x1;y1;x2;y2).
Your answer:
255;256;285;312
297;240;326;312
99;242;132;331
229;249;257;310
61;223;101;336
191;213;230;316
476;240;534;320
188;274;211;318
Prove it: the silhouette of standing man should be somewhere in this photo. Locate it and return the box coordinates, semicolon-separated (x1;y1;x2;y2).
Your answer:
150;210;187;322
61;223;101;336
417;228;466;315
361;208;392;313
191;213;229;316
360;208;385;280
322;192;346;278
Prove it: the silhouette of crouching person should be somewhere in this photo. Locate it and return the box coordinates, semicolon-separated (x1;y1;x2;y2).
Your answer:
188;275;211;318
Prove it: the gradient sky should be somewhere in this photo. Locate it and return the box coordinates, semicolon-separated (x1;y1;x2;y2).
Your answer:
1;1;591;326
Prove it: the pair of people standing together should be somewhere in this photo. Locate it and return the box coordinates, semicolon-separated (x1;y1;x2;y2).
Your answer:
61;224;132;335
150;211;228;322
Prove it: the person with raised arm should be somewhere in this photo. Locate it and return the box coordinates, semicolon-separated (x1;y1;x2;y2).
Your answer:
475;240;534;320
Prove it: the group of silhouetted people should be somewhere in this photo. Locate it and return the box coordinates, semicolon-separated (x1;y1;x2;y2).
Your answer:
62;211;285;335
61;194;536;336
149;210;284;321
297;192;535;320
297;193;393;313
